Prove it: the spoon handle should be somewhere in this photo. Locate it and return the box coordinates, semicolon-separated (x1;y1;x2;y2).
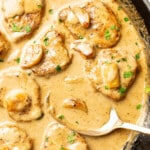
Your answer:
120;122;150;135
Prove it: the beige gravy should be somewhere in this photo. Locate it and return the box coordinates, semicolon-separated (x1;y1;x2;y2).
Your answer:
0;0;148;149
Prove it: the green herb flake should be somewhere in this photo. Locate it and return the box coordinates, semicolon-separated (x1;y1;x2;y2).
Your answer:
67;131;76;144
33;40;36;44
104;30;111;40
78;35;84;39
43;37;49;46
118;87;126;94
25;25;31;33
27;72;31;76
0;59;4;62
105;85;109;90
12;23;23;32
136;104;142;110
124;17;129;22
45;137;49;142
75;121;79;124
55;65;62;72
135;53;140;60
145;86;150;94
58;115;65;120
116;59;121;63
49;9;54;14
122;58;127;62
37;4;43;9
135;42;138;46
118;6;122;10
58;18;63;23
60;146;65;150
123;71;133;78
15;58;20;63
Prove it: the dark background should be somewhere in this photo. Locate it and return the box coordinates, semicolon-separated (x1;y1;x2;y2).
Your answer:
131;0;150;149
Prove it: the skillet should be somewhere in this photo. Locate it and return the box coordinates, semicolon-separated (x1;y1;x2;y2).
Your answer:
121;0;150;149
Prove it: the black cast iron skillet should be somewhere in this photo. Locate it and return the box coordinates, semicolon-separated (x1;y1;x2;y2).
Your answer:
131;0;150;149
120;0;150;149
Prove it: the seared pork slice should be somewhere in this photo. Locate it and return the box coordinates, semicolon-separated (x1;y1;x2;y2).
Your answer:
0;67;43;121
58;0;120;57
85;49;138;100
21;30;72;76
41;122;87;150
0;32;10;59
2;0;44;41
0;122;32;149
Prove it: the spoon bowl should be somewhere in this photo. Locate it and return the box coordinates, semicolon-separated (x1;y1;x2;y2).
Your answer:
76;108;150;136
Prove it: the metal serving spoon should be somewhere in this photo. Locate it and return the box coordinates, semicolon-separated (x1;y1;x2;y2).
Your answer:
76;108;150;136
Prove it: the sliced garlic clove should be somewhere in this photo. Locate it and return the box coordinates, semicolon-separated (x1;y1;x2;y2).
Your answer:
20;44;43;68
59;8;79;24
63;98;88;113
73;7;90;28
101;63;120;89
71;40;95;58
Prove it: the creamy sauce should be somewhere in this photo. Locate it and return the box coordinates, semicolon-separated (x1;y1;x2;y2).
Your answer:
0;0;148;150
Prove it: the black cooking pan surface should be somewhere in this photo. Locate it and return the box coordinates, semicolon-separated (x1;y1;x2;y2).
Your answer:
131;0;150;34
130;0;150;150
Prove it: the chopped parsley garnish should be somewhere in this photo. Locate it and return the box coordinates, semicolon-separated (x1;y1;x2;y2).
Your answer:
15;57;20;63
55;65;62;72
45;137;49;142
0;59;4;62
104;30;111;40
123;71;133;78
135;42;138;46
60;146;65;150
124;17;129;22
116;59;121;63
105;85;109;90
145;86;150;94
122;58;127;62
43;37;49;46
78;35;84;39
25;25;31;33
58;18;63;23
33;41;36;44
136;104;142;110
75;121;79;124
135;53;140;60
27;72;31;76
49;9;54;14
67;131;76;144
37;4;43;9
118;87;126;94
58;115;65;120
118;6;122;10
110;25;118;31
12;23;23;32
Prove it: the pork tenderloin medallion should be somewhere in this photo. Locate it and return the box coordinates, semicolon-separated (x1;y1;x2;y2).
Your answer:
85;49;138;100
1;0;44;41
58;0;121;58
20;30;72;77
0;122;32;150
0;67;43;121
41;122;87;150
